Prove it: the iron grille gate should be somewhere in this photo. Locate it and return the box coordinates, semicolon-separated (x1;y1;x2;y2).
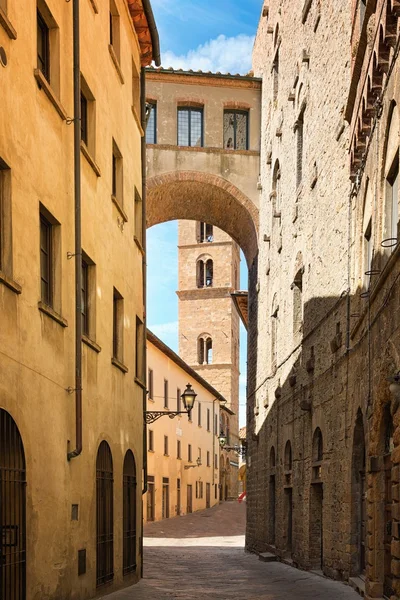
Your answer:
0;409;26;600
122;451;136;575
96;441;114;586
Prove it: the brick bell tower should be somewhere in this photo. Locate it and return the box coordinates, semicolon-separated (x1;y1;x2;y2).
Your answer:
177;220;240;439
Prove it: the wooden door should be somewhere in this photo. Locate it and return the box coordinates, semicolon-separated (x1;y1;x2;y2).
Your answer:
206;483;210;508
187;485;193;514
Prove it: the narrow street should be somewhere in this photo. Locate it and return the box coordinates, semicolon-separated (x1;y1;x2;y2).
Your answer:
105;503;360;600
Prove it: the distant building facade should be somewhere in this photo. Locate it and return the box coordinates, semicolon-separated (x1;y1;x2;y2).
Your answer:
0;1;159;598
145;331;234;521
146;68;261;499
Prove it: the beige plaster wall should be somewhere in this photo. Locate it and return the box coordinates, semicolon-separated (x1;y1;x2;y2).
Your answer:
0;1;145;598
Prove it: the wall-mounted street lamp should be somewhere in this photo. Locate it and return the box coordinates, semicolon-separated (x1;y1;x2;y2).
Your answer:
219;432;247;457
184;457;202;470
144;383;197;424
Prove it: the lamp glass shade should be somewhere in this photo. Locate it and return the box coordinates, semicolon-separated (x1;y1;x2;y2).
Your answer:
219;433;227;448
181;383;197;412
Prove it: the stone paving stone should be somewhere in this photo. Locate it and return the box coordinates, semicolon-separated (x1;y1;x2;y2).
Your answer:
104;502;360;600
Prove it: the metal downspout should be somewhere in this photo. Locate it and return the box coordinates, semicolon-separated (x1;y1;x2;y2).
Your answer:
68;0;82;461
140;66;147;577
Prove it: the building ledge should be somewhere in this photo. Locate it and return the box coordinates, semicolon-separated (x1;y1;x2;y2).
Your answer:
38;301;68;327
146;143;260;157
88;0;99;13
135;376;146;390
0;270;21;294
111;356;128;373
131;105;144;136
134;236;145;255
0;7;17;39
82;334;101;353
81;141;101;177
34;69;67;120
112;195;128;222
108;45;124;84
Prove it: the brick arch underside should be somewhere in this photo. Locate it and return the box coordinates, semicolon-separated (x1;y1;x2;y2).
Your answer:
146;172;259;267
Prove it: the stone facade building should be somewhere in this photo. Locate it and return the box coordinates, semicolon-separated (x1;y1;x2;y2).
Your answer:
0;1;159;598
246;1;400;599
145;330;233;520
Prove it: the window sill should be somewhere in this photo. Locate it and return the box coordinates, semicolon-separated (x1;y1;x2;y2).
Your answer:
88;0;99;13
111;356;128;373
38;301;68;327
81;141;101;177
0;270;21;294
131;105;144;136
112;195;128;222
34;69;67;121
108;45;124;84
148;397;155;403
82;334;101;353
134;236;145;255
148;449;155;453
0;7;17;39
135;376;146;390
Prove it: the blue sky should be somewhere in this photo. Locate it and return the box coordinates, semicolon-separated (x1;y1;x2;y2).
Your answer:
147;1;262;427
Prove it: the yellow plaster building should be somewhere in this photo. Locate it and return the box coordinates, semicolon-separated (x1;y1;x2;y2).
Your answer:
0;1;159;598
145;331;235;521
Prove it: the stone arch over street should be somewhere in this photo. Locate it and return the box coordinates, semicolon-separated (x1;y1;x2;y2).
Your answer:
146;171;259;268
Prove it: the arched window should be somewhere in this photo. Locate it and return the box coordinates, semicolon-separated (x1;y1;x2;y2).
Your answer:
362;179;373;288
198;334;213;364
198;222;214;243
272;160;281;217
96;441;114;586
273;46;279;102
123;450;137;575
383;102;399;251
360;0;366;28
312;428;323;462
270;446;276;468
226;417;230;444
0;410;26;597
292;263;303;338
284;440;292;472
196;258;213;287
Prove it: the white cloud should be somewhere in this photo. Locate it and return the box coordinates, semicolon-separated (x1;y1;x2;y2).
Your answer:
239;374;247;387
161;34;255;75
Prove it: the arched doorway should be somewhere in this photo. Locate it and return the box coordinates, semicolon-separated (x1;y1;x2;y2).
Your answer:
123;450;137;576
96;441;114;587
383;405;394;598
351;410;366;577
0;409;26;600
284;440;293;556
309;428;323;570
269;446;276;546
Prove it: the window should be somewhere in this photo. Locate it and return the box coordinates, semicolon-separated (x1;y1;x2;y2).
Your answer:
80;75;96;157
148;430;154;451
272;160;281;217
271;297;279;371
134;187;143;247
207;408;210;432
296;110;304;188
164;436;168;456
177;388;181;412
132;58;140;118
81;251;95;339
112;139;123;206
198;222;213;243
207;451;210;467
0;157;12;277
147;476;155;521
148;369;154;400
177;440;181;459
360;0;366;28
198;336;213;364
198;403;201;427
146;102;157;144
272;48;279;103
162;478;169;519
178;107;203;147
96;441;114;586
214;414;218;435
40;213;52;306
112;287;124;362
292;268;303;338
36;1;60;95
363;219;373;288
223;110;248;150
37;9;49;82
284;441;292;472
164;379;169;408
177;478;181;515
197;259;213;288
123;451;137;575
214;453;218;468
81;259;89;335
188;444;192;462
109;0;121;63
135;316;144;383
385;154;399;250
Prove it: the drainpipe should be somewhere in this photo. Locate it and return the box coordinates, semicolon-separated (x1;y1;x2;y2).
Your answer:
140;66;147;576
68;0;82;461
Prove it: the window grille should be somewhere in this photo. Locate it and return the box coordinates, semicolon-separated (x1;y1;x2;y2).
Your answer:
96;441;114;586
178;107;203;147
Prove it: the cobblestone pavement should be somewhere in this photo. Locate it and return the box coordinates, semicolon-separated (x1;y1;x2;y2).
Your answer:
104;502;360;600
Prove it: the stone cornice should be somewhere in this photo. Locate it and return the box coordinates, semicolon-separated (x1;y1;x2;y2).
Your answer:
146;68;262;90
176;287;234;301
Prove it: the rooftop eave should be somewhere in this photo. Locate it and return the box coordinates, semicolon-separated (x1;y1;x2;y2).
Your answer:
128;0;161;67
